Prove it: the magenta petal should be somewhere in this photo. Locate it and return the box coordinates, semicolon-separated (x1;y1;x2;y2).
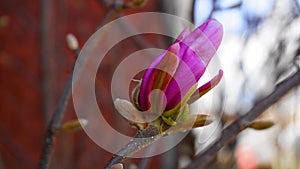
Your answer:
182;18;223;66
164;19;223;109
138;18;223;112
188;70;223;104
175;27;190;43
139;53;164;110
139;43;180;111
197;70;223;94
164;48;205;110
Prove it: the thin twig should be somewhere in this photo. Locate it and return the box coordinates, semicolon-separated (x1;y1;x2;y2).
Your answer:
38;2;123;168
103;125;161;169
38;0;75;168
185;69;300;169
38;33;80;169
38;1;149;168
38;73;74;169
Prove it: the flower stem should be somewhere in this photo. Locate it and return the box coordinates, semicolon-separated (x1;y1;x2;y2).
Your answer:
103;125;161;169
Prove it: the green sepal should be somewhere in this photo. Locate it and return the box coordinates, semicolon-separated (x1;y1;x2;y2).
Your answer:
161;115;177;126
175;104;189;123
162;83;198;117
162;114;215;136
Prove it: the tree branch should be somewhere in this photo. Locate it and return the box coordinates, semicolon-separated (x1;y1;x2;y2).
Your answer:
38;1;149;168
38;73;73;169
185;69;300;169
103;125;161;169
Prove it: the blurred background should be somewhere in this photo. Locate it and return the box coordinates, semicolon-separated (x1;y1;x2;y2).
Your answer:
0;0;300;169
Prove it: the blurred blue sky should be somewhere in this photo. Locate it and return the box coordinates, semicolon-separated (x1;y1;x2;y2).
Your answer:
194;0;277;33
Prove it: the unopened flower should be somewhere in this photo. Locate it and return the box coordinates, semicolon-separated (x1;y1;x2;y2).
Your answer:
136;19;222;124
117;19;223;131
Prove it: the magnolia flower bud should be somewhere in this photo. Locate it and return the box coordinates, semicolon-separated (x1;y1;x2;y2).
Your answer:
66;33;79;51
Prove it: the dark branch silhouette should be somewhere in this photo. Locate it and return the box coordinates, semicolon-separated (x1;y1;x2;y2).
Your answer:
185;69;300;169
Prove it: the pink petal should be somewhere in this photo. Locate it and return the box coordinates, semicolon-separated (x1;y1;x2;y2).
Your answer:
175;27;191;43
139;43;180;111
188;70;223;104
182;18;223;66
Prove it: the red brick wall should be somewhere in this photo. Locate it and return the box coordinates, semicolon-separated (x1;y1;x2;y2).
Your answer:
0;0;174;168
